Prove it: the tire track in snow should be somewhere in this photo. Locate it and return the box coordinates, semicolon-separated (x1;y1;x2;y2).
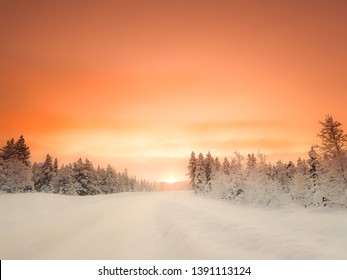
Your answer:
152;191;347;259
1;191;347;259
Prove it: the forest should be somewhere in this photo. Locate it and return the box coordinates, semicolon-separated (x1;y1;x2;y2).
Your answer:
0;136;156;195
2;115;347;209
187;115;347;208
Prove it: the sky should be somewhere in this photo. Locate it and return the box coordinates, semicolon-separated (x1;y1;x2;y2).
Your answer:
1;0;347;181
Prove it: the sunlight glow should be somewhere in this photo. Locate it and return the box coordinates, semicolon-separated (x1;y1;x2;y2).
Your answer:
164;177;177;184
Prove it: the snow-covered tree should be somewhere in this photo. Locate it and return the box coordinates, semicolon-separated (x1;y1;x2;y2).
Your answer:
214;157;221;174
233;151;244;172
72;158;101;195
53;158;59;174
0;138;16;161
204;151;214;191
0;136;32;193
51;164;76;195
246;153;257;172
14;135;31;166
306;146;329;206
194;153;206;193
119;168;130;192
0;135;31;166
32;154;56;192
317;115;347;205
0;157;5;188
106;164;118;193
222;157;230;175
0;158;33;193
187;151;197;190
292;157;308;204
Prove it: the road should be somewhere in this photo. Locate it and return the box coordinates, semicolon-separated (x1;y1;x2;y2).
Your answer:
1;191;347;259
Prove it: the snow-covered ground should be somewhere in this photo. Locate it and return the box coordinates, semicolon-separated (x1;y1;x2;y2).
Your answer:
1;191;347;259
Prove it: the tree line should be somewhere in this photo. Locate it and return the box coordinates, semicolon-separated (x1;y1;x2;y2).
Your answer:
0;136;156;195
187;115;347;208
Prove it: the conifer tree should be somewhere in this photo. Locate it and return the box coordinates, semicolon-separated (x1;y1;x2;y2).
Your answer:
14;135;31;166
194;153;206;193
187;151;197;190
0;136;30;166
204;151;214;189
317;115;347;187
0;138;16;161
222;157;230;175
53;158;59;174
246;153;257;172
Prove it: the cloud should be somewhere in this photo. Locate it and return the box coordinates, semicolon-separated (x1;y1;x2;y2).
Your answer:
183;120;284;134
200;138;301;152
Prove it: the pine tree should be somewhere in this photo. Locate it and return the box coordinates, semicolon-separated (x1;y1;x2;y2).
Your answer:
82;158;100;195
246;153;257;172
14;135;31;166
274;160;288;188
0;159;33;192
0;136;32;192
53;158;59;174
106;164;118;193
187;151;197;190
222;157;230;175
317;115;347;187
292;157;308;204
0;136;30;165
42;154;54;192
307;146;319;187
306;146;328;206
194;153;206;193
204;151;214;191
214;157;221;173
121;168;130;192
51;164;76;195
0;157;5;189
233;151;244;174
0;138;16;161
32;154;55;192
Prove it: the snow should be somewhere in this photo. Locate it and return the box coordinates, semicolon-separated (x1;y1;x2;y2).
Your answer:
1;191;347;259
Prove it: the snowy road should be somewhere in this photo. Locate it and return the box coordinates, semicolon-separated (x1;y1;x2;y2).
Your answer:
1;191;347;259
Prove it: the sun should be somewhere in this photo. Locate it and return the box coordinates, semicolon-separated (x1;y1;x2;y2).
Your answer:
164;176;177;184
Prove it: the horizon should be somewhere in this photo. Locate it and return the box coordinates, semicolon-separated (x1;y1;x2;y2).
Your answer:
1;0;347;182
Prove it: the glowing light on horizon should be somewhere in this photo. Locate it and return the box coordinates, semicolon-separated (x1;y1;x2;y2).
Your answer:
163;176;177;184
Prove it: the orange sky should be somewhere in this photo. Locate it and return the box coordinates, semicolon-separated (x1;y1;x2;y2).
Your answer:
1;0;347;181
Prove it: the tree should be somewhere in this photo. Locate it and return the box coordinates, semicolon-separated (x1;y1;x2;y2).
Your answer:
105;164;119;193
14;135;31;166
306;145;328;206
51;164;76;195
32;154;55;192
222;157;230;175
0;158;33;192
42;154;54;191
214;157;221;174
246;153;257;172
53;158;59;174
0;136;32;192
187;151;197;190
194;153;206;193
204;151;214;191
317;115;347;187
120;168;130;192
72;158;101;195
292;157;308;204
0;138;16;161
0;135;30;166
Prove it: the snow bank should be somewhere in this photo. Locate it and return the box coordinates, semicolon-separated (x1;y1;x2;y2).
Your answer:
0;191;346;259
